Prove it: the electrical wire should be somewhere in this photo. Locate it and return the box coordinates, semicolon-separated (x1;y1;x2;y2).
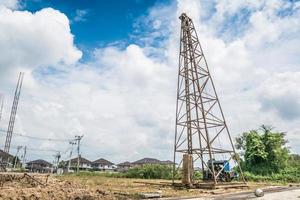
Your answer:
0;145;59;153
0;128;74;142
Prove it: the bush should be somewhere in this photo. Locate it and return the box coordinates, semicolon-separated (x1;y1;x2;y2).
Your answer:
65;165;211;181
67;165;177;180
125;164;174;179
121;164;202;180
243;168;300;183
69;171;126;178
236;125;289;175
194;171;203;180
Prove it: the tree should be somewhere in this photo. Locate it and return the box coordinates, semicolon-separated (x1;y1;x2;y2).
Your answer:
289;154;300;169
236;125;289;175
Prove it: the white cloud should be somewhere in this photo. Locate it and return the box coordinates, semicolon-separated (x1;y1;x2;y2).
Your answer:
0;0;19;9
0;0;300;164
0;6;82;84
73;9;88;22
0;45;173;162
259;72;300;120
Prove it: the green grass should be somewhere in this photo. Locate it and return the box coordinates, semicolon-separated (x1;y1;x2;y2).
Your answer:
66;171;127;178
243;167;300;183
68;164;300;183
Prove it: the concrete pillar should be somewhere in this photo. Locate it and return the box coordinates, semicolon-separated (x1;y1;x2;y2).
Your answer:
182;154;194;186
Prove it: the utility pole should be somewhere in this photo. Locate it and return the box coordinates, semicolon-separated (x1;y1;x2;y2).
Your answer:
22;146;27;168
51;152;61;173
13;145;22;169
75;135;83;173
55;152;61;170
4;72;24;154
68;141;76;172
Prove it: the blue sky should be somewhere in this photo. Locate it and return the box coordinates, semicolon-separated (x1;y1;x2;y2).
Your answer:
22;0;170;59
0;0;300;162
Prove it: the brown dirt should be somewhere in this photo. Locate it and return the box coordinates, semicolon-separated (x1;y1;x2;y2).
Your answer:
0;173;116;200
58;174;271;199
0;173;281;200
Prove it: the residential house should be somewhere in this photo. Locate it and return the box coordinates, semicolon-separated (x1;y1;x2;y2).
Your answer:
92;158;115;171
160;160;174;166
132;158;174;167
117;161;132;172
131;158;162;167
0;149;14;168
26;159;52;173
67;156;92;171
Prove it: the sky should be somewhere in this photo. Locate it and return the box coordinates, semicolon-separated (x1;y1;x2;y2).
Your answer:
21;0;164;58
0;0;299;164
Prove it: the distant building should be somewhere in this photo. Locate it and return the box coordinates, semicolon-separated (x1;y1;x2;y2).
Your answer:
92;158;115;171
194;167;202;172
117;161;132;172
132;158;161;166
159;160;174;166
0;149;14;168
131;158;174;167
67;156;92;171
26;159;52;173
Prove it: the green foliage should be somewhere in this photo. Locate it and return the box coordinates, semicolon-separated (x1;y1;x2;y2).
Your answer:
68;171;126;178
125;164;175;179
58;161;67;168
236;125;289;175
11;167;26;172
194;170;203;180
243;168;300;183
69;165;177;180
69;165;204;180
288;154;300;168
124;164;203;180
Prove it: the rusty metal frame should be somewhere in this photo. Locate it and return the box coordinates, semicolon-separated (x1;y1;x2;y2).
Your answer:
172;13;245;185
4;72;24;154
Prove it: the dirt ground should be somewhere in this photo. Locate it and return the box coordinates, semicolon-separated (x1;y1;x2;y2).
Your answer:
0;173;114;200
0;173;297;200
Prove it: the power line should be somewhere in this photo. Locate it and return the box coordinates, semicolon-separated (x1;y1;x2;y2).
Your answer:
0;129;74;142
0;145;61;153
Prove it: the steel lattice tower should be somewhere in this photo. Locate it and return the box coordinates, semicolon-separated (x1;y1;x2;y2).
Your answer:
172;13;245;185
0;94;4;123
4;72;24;153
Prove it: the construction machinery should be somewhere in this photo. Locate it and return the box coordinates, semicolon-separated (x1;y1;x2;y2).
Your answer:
172;13;245;187
203;159;235;182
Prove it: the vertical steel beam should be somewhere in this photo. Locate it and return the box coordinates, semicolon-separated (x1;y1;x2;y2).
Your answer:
0;94;4;123
4;72;24;154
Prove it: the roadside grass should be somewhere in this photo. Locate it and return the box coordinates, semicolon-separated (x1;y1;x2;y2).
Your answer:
243;169;300;184
65;164;300;184
59;173;267;199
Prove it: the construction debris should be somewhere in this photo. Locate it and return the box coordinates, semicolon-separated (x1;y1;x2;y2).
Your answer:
139;192;162;199
0;173;48;187
254;188;264;197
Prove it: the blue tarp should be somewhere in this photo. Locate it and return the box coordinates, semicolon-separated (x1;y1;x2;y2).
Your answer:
224;161;230;172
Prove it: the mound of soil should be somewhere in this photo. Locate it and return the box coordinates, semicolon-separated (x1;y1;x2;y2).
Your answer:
0;174;119;200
